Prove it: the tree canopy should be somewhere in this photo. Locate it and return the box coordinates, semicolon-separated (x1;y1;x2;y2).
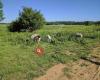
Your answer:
8;7;45;32
0;0;4;21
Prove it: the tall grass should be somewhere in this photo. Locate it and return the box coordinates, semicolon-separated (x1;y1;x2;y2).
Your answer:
0;25;100;80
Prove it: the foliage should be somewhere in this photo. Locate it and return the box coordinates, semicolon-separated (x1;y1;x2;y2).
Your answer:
95;21;100;26
46;21;100;25
0;0;4;21
8;20;21;32
8;7;45;32
84;21;90;26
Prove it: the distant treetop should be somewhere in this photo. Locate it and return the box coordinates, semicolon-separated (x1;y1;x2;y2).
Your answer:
0;0;4;21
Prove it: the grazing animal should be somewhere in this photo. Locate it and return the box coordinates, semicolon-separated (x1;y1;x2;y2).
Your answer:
46;35;55;44
31;34;41;43
47;35;52;42
75;33;83;38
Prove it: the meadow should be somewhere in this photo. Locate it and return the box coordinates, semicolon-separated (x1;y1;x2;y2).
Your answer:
0;24;100;80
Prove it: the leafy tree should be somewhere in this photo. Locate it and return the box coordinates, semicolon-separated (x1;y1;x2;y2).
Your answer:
95;21;100;26
0;0;4;21
8;20;21;32
84;21;90;26
8;7;45;32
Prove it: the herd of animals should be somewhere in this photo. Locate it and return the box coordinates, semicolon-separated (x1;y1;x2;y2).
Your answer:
31;33;83;43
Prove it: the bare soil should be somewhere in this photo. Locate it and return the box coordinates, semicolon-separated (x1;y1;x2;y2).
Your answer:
33;46;100;80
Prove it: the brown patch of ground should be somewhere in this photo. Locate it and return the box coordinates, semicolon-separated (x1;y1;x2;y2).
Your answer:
33;46;100;80
34;63;67;80
34;60;100;80
90;45;100;59
66;59;99;80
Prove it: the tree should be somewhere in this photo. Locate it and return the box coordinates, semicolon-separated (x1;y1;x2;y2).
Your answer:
84;21;90;26
95;21;100;26
8;7;45;32
8;20;21;32
0;0;4;21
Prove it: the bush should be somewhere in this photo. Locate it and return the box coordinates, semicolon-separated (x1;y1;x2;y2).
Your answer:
8;20;21;32
8;7;45;32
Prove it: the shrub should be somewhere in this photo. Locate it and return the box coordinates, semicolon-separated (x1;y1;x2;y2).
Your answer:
8;7;45;32
8;20;21;32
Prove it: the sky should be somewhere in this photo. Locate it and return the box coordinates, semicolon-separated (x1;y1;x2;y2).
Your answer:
1;0;100;23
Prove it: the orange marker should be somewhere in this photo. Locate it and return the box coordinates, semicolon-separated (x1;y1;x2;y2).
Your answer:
35;47;44;56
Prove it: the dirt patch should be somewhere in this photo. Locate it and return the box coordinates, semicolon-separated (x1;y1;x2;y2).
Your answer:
34;63;67;80
90;45;100;59
66;59;99;80
33;59;100;80
33;46;100;80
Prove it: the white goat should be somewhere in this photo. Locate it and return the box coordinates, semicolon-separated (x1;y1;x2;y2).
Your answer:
31;34;41;43
76;33;83;38
47;35;52;42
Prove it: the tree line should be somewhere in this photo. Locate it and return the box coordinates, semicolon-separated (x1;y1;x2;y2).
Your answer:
46;21;100;26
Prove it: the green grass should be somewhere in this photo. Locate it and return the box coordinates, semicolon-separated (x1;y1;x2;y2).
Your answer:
0;24;100;80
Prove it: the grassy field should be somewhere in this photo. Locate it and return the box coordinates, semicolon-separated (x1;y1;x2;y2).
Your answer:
0;24;100;80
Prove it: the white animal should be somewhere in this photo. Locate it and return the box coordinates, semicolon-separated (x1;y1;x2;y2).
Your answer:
76;33;83;38
47;35;52;42
31;34;41;43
